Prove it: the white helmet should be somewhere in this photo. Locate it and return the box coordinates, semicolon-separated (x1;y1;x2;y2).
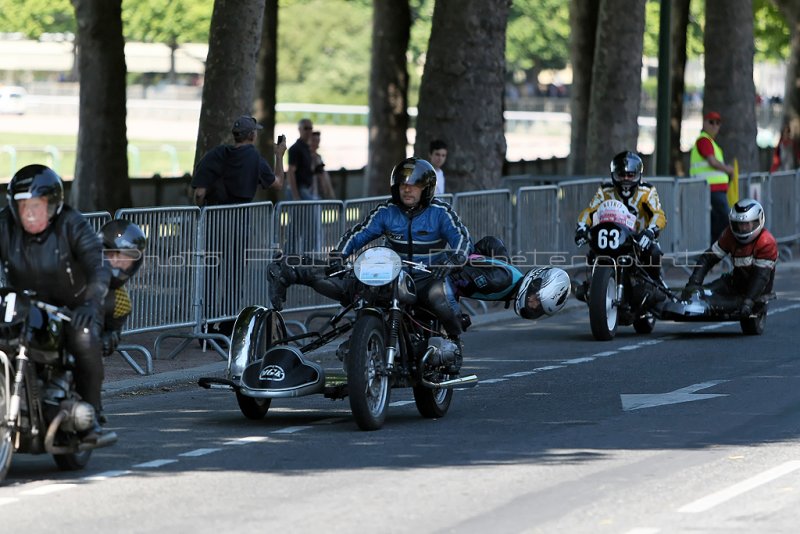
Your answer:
514;267;571;320
729;198;765;244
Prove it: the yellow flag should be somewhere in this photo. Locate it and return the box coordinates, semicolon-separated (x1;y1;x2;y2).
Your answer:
727;158;739;206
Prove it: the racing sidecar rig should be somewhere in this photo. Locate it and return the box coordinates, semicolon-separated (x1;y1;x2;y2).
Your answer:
653;288;776;336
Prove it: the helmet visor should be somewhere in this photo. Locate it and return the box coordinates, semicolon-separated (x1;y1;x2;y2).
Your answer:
519;292;545;320
731;220;758;235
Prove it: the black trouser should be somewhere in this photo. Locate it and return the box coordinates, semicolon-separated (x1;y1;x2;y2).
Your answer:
65;315;104;412
710;191;729;245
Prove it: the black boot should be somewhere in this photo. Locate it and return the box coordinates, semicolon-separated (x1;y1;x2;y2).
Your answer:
267;260;298;311
81;416;118;448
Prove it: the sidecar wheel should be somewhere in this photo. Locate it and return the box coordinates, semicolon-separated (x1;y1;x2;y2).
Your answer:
0;365;14;483
413;386;452;419
589;266;618;341
53;450;92;471
740;310;766;335
347;315;390;431
236;392;271;420
633;313;656;334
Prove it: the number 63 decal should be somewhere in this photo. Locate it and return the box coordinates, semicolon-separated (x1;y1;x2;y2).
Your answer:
597;228;620;249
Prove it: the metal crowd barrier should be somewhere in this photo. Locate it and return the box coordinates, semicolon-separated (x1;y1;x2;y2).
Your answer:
105;171;800;371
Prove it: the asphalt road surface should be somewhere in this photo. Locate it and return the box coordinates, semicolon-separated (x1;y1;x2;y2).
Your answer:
2;272;800;533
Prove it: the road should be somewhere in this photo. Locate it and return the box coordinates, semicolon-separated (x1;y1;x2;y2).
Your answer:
2;272;799;533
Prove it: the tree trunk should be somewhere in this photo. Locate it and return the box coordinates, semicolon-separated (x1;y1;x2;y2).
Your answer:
774;0;800;140
568;0;599;175
366;0;410;197
414;0;509;192
585;0;646;175
255;0;278;161
70;0;130;211
194;0;266;169
704;0;758;173
669;0;690;176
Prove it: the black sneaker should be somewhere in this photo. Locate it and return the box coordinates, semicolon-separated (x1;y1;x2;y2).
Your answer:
573;280;589;302
80;419;118;448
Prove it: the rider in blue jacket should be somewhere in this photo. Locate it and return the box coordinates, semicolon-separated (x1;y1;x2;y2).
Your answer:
270;157;471;373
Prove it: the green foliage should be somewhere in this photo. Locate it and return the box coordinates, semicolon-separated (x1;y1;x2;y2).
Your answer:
122;0;213;45
505;0;570;79
277;0;372;104
0;0;75;36
753;0;789;61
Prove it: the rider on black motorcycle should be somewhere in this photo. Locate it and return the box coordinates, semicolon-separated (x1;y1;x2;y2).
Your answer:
680;198;777;314
0;164;112;445
573;150;667;299
99;219;147;357
270;157;471;373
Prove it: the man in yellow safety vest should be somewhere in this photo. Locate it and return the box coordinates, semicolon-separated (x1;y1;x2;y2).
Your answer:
690;111;735;245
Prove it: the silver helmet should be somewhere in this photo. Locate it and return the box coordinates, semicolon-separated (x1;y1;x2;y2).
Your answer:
729;198;765;244
514;267;571;320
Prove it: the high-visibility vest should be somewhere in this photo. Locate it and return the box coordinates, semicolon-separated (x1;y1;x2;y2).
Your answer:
690;131;729;186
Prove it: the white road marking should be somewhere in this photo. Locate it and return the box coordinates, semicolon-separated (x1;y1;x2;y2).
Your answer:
621;380;729;411
179;448;221;457
389;400;415;407
563;357;596;364
83;470;132;481
20;483;76;495
505;371;538;377
0;497;19;506
678;460;800;513
592;351;618;358
624;529;660;534
272;426;312;434
133;459;178;468
480;378;508;384
223;436;270;445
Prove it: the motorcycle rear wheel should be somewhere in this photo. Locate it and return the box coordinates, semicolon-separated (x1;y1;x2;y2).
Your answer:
347;315;390;431
53;449;92;471
740;310;766;335
0;364;14;483
413;386;452;419
589;266;618;341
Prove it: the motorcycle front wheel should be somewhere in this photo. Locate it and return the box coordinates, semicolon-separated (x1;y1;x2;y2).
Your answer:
347;315;390;431
740;310;766;335
0;363;14;483
413;386;452;419
589;266;618;341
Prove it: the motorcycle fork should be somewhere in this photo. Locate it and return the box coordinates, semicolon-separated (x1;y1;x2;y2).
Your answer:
6;346;28;436
385;297;402;371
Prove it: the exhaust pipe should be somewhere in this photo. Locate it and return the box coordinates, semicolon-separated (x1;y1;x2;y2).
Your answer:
420;346;479;389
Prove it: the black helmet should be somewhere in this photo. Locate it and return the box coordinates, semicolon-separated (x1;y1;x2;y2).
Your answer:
610;151;643;198
100;219;147;289
7;164;64;228
390;157;437;209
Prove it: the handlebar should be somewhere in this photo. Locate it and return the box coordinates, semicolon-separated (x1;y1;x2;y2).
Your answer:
32;300;72;322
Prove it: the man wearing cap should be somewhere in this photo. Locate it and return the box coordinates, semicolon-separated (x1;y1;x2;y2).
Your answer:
191;115;286;206
690;111;736;244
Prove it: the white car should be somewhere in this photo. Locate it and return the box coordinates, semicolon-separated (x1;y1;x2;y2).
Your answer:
0;86;27;114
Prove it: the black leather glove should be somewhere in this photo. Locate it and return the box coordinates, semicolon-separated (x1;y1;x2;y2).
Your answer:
680;282;702;301
72;301;99;329
637;227;656;250
431;252;466;280
102;330;121;356
325;255;345;277
574;224;589;247
740;298;754;317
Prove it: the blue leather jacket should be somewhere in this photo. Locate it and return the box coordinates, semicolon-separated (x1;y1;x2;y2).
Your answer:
336;198;471;266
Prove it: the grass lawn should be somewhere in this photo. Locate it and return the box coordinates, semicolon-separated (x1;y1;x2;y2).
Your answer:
0;132;195;182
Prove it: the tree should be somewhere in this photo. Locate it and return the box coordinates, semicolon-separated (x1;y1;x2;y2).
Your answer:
194;0;266;169
255;0;279;164
669;0;691;176
773;0;800;139
704;0;758;173
70;0;131;211
121;0;212;83
366;0;410;196
506;0;570;87
567;0;599;175
414;0;509;192
585;0;647;174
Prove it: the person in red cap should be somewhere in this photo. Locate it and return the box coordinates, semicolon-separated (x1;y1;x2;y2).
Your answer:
690;111;736;245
